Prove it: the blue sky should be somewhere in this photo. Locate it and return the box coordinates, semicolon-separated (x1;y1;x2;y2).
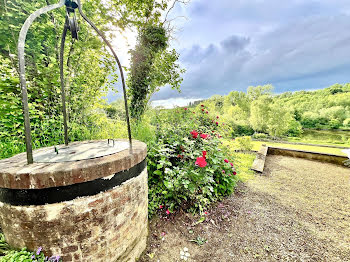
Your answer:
109;0;350;105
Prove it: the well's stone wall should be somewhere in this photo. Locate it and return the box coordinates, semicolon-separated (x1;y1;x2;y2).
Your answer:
0;140;148;262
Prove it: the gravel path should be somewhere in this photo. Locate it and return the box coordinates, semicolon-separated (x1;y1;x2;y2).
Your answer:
139;155;350;262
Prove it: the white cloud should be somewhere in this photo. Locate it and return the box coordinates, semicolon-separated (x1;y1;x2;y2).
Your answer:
108;0;350;104
151;97;202;109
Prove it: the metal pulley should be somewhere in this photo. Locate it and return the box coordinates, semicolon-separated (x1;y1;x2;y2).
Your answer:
65;0;79;40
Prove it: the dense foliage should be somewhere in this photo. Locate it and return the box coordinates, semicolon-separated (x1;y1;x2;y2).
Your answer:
147;105;238;216
128;24;184;119
128;25;168;119
0;0;186;156
201;84;350;140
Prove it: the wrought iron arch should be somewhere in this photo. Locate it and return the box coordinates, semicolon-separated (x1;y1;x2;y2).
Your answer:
18;0;132;164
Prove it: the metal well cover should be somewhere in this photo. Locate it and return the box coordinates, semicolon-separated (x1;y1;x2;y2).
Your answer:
33;141;129;163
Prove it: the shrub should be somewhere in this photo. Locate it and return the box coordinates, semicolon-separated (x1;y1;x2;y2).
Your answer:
286;119;303;137
234;136;253;151
230;124;254;137
252;133;268;139
329;119;341;129
147;106;238;216
343;118;350;127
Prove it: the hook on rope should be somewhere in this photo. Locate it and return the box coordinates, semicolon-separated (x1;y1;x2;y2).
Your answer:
65;0;79;40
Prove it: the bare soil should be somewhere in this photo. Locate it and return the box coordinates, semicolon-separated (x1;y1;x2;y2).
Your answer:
139;155;350;262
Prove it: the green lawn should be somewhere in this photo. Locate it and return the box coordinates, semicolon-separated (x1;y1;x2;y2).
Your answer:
233;152;256;182
223;140;256;182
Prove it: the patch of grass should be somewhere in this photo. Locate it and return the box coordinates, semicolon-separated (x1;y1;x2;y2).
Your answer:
222;140;256;182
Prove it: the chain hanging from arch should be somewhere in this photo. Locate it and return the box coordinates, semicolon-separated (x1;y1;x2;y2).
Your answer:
18;0;132;164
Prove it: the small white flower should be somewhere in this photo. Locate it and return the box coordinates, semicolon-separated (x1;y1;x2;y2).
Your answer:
180;247;190;260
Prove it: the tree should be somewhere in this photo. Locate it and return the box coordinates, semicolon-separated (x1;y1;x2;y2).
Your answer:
267;103;293;138
128;24;168;119
247;84;273;101
128;0;187;120
249;96;271;133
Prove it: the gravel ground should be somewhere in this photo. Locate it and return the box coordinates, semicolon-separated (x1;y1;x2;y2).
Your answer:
139;155;350;262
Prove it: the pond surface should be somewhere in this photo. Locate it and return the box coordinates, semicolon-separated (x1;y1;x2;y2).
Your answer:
295;129;350;145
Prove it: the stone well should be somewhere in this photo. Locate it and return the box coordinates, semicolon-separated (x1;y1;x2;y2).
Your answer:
0;139;148;262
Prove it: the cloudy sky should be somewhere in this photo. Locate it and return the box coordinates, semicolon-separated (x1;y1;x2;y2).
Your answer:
109;0;350;106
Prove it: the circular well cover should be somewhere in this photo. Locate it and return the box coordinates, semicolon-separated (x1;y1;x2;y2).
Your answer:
33;140;129;163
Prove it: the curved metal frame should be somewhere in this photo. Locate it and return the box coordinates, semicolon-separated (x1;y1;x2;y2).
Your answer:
18;0;133;165
18;0;66;164
60;18;69;146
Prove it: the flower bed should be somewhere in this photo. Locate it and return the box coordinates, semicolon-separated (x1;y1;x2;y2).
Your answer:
0;236;61;262
147;105;238;216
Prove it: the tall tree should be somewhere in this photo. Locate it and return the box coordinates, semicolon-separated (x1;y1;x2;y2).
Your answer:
128;0;186;120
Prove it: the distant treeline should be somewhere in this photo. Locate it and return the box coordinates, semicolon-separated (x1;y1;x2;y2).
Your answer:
187;84;350;138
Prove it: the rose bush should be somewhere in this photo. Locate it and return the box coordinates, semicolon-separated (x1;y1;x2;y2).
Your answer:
147;106;237;216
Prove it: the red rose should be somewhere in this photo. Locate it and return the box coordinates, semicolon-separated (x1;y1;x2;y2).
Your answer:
206;111;208;114
195;157;207;167
200;133;208;139
230;162;233;167
159;205;163;209
201;104;204;107
190;130;198;139
166;209;170;215
201;109;204;112
216;122;219;125
184;108;187;110
202;151;207;158
224;159;229;163
216;116;219;119
233;171;237;175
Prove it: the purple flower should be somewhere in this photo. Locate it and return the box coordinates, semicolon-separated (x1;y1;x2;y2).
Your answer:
36;246;42;255
49;255;61;261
